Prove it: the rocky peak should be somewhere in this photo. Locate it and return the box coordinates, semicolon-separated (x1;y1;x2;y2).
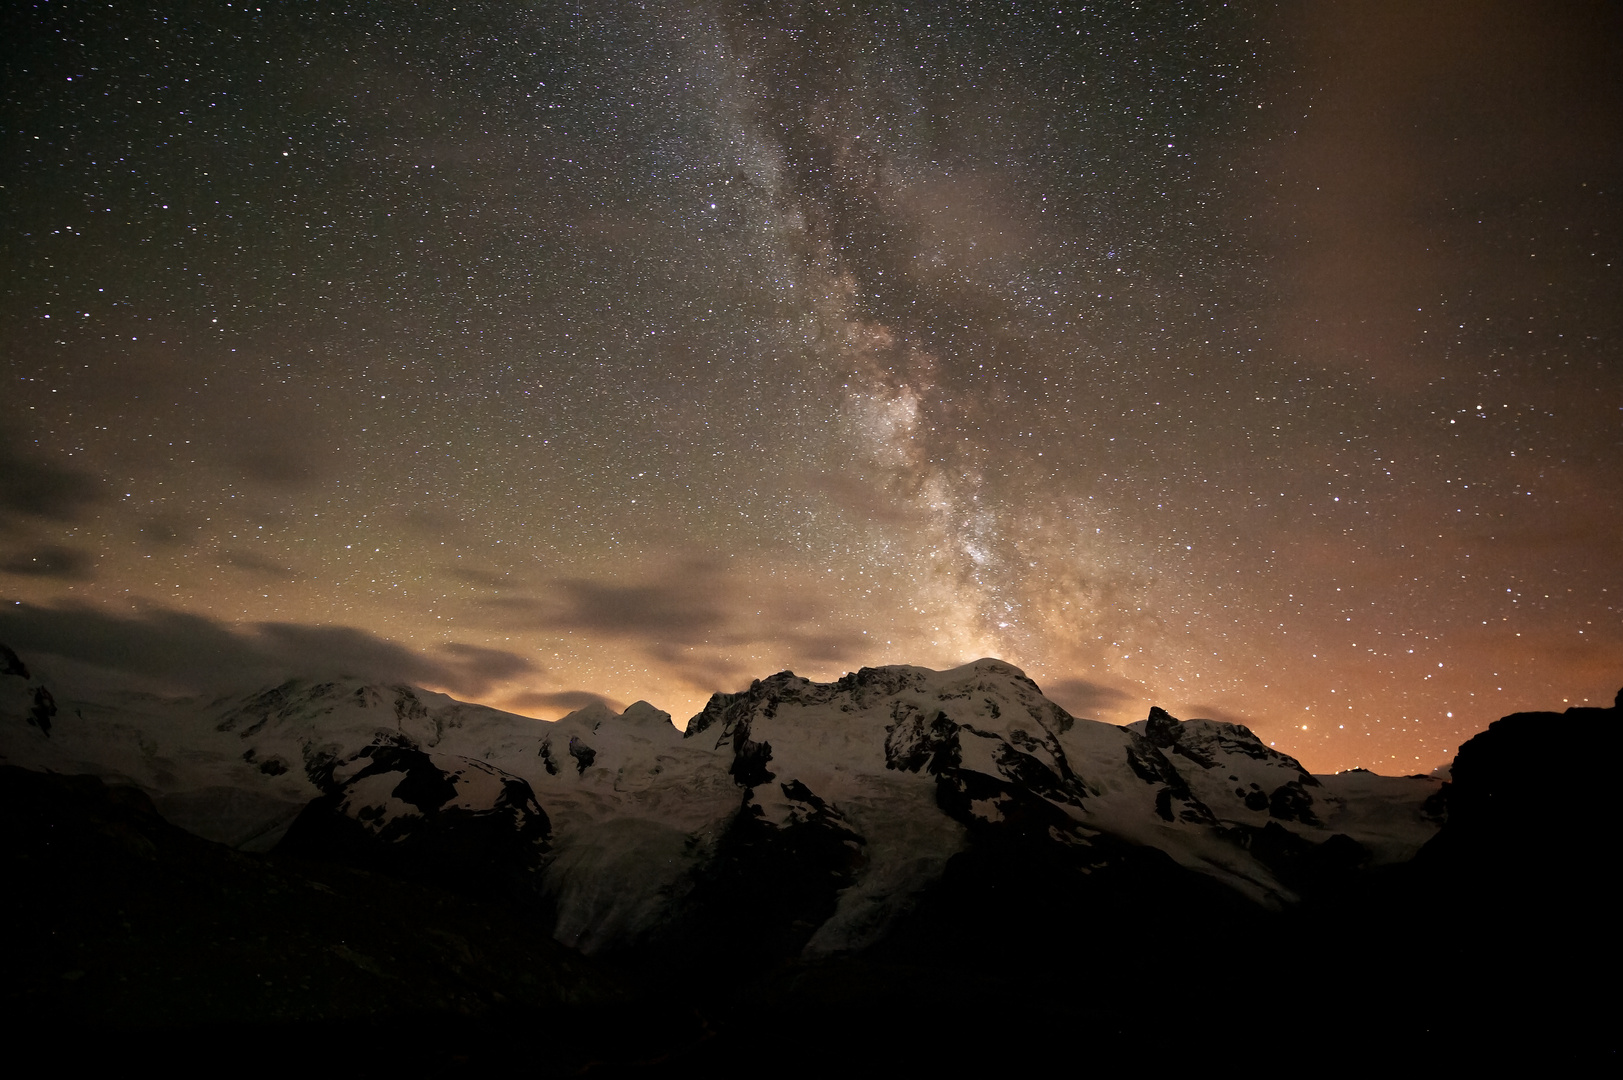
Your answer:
1142;705;1183;747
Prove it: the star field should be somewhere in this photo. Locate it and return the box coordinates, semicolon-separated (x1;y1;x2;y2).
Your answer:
3;1;1619;772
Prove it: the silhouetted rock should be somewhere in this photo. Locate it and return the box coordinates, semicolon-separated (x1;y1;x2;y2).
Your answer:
277;744;551;902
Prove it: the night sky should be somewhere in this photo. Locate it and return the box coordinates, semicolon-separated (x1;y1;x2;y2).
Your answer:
3;1;1619;773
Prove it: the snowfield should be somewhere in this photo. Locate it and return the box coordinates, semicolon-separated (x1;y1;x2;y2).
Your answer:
2;653;1444;955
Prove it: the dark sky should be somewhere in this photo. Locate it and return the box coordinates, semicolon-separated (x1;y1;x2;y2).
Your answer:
3;1;1619;772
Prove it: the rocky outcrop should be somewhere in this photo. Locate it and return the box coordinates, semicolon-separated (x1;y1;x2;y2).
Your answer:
277;744;551;902
1;640;57;738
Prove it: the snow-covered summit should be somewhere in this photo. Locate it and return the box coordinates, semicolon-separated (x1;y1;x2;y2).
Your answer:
665;659;1442;940
2;646;1445;958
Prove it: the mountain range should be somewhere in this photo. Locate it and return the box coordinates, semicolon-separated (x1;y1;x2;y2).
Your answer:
2;643;1614;1069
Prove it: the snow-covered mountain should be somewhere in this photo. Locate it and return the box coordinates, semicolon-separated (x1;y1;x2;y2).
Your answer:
0;647;1444;960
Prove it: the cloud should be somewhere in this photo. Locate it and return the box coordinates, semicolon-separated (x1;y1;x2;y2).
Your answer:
1042;677;1136;719
1181;703;1260;730
443;565;520;588
222;418;333;491
220;549;297;578
0;440;103;524
551;577;727;637
0;544;96;581
636;645;753;697
471;559;877;705
478;560;731;641
141;511;203;548
437;641;538;683
455;557;879;707
503;689;618;716
0;600;534;698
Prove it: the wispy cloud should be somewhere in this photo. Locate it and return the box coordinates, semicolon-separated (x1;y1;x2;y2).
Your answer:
0;544;96;581
1042;676;1136;720
0;600;537;698
0;439;103;525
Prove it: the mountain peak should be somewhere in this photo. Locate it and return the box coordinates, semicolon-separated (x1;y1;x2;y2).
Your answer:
619;700;674;727
556;700;618;728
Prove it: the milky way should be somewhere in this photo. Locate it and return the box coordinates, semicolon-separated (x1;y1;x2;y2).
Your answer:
3;1;1619;772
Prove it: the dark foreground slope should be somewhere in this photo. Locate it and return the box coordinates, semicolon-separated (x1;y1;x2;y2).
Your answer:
1277;694;1621;1070
0;765;702;1073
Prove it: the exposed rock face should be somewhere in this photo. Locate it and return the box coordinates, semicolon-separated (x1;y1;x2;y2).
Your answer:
0;649;1449;965
277;744;551;901
1127;706;1324;826
0;641;57;738
655;659;1437;964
